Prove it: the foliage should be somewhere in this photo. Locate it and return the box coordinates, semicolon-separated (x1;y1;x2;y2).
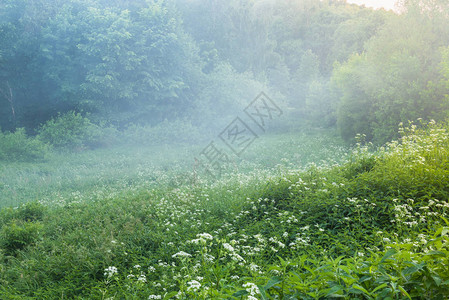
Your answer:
2;0;449;296
0;220;42;256
0;0;204;130
0;201;46;226
333;2;449;144
37;111;117;150
0;0;391;135
0;128;50;162
0;122;448;298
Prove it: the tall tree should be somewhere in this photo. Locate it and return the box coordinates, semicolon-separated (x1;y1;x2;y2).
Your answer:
334;0;449;143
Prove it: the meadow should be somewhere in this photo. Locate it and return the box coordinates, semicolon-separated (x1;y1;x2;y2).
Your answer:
1;0;449;298
1;124;449;299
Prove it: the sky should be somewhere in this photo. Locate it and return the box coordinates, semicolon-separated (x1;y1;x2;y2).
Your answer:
346;0;398;11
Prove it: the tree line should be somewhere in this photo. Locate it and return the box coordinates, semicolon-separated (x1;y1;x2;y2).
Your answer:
1;0;448;144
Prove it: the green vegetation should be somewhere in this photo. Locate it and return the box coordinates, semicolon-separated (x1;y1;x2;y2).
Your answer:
1;122;448;299
37;111;118;150
2;0;449;145
1;0;449;298
0;128;50;162
0;130;348;208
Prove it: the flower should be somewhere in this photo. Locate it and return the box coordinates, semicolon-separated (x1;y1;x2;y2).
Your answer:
231;252;245;262
104;266;118;278
223;243;234;252
172;251;191;258
197;233;213;240
137;274;147;283
243;282;260;298
249;263;260;273
187;280;201;292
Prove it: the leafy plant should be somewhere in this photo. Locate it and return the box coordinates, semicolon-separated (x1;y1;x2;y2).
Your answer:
37;111;117;150
0;128;50;162
0;220;42;255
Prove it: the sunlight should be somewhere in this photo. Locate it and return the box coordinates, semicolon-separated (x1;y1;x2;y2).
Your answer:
347;0;398;11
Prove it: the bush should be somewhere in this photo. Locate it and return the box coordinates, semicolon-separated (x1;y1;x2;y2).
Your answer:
0;201;46;226
357;120;449;201
38;111;118;150
0;220;42;255
0;128;50;162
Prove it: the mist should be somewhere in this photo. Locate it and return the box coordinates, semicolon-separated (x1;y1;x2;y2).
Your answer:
1;0;449;298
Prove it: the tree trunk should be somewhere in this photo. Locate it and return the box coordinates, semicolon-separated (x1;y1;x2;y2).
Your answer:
0;81;16;126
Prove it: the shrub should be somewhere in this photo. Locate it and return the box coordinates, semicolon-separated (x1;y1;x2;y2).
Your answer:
0;220;42;255
0;202;46;228
37;111;118;150
357;120;449;201
0;128;50;162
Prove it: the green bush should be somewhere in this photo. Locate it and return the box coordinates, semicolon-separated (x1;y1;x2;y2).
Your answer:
0;202;46;226
0;220;42;255
0;128;50;162
37;111;118;150
357;121;449;201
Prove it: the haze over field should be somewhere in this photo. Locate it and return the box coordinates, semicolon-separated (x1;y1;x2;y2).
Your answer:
1;0;449;298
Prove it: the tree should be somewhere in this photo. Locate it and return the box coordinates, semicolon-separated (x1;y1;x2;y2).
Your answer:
334;1;449;144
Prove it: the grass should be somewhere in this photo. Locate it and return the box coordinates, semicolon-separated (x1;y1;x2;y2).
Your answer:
0;130;347;209
1;124;448;299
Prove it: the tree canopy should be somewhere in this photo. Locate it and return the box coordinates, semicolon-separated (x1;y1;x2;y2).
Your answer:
1;0;448;145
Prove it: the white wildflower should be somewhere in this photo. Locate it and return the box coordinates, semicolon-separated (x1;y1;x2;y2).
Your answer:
104;266;118;278
243;282;260;298
187;280;201;292
223;243;234;252
172;251;191;258
197;233;213;240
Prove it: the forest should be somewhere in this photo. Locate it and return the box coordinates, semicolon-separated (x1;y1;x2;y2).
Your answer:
1;0;449;299
0;0;448;146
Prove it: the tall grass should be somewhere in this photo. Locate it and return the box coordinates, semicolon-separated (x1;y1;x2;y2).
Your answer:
1;124;448;298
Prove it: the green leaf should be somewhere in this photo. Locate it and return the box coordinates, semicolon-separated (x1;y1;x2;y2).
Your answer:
358;275;372;283
432;275;442;286
351;284;370;295
232;290;248;297
401;262;425;276
258;286;269;300
424;250;446;257
325;285;344;297
442;227;449;236
263;276;283;290
371;283;388;294
380;249;397;264
163;291;178;299
397;286;411;300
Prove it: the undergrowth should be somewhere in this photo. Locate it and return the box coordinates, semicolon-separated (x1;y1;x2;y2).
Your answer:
0;122;448;299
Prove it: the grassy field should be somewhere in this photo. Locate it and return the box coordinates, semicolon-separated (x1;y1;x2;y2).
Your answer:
0;130;348;209
1;126;449;299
